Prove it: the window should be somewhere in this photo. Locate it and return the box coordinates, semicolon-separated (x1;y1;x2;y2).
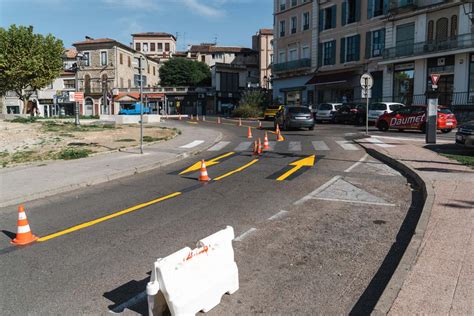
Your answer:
119;53;123;65
368;0;384;19
320;6;336;31
128;79;131;88
322;41;336;65
270;54;274;63
100;51;107;66
134;75;147;87
291;16;297;34
84;74;91;92
143;43;148;52
291;0;297;7
280;20;286;37
303;12;310;30
366;29;385;58
64;79;75;89
289;48;297;61
83;52;90;66
278;51;286;63
165;43;170;51
201;55;206;62
436;18;448;42
147;64;150;74
341;35;360;63
153;66;156;76
150;43;155;51
158;43;163;51
128;56;131;67
279;0;285;11
342;0;360;25
135;43;140;51
120;77;124;88
427;20;434;42
302;46;310;59
450;15;458;38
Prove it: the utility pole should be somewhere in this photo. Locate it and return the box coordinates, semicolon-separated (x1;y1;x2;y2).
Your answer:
139;56;144;154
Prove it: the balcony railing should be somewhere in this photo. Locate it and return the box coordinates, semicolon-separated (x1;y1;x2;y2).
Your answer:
389;0;416;12
383;33;474;60
273;58;311;72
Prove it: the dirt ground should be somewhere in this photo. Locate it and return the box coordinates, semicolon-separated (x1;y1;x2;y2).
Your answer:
0;119;178;167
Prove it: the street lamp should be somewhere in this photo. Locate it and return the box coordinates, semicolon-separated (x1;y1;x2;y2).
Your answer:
74;52;86;126
134;54;147;154
462;0;474;23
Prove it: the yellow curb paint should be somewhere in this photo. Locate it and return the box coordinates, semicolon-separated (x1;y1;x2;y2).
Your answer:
37;192;182;242
214;159;259;181
186;121;198;125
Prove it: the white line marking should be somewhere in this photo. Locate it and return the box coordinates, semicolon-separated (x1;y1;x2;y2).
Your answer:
335;140;360;151
294;176;342;205
373;135;452;144
180;140;204;148
207;141;230;151
344;153;369;173
365;137;396;148
234;141;252;151
235;228;257;242
288;141;302;152
268;210;288;221
312;141;330;151
311;197;396;207
108;291;147;314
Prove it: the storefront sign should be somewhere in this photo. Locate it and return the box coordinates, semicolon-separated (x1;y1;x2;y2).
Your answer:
394;62;414;71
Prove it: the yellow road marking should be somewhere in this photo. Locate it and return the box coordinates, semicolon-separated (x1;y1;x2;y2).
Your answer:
276;155;315;181
179;152;235;175
187;121;198;124
37;192;182;242
214;159;259;181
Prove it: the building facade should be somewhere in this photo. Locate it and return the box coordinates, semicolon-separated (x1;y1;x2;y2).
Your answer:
252;28;274;89
131;32;177;61
73;37;159;115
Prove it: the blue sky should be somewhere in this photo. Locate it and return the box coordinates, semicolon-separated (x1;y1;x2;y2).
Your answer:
0;0;273;50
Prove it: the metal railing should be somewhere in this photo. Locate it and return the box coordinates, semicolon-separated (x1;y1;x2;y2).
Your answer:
273;58;311;72
383;33;474;60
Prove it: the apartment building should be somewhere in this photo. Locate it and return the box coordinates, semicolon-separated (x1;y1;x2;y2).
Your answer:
73;37;159;115
272;0;318;105
252;28;274;89
380;0;474;106
131;32;177;61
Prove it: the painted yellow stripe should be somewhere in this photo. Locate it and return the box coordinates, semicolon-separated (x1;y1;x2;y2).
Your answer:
214;159;259;181
187;121;198;125
38;192;182;242
276;167;302;181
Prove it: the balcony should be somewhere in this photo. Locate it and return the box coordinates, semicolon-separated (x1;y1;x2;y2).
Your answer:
382;33;474;60
273;58;311;73
389;0;416;12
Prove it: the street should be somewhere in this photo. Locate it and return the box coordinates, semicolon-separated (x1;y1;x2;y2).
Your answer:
0;120;419;314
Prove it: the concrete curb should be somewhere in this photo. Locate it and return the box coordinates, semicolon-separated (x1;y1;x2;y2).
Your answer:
0;130;223;209
355;140;435;315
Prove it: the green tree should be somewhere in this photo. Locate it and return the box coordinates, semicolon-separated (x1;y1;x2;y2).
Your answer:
239;90;265;110
159;58;211;87
0;25;64;113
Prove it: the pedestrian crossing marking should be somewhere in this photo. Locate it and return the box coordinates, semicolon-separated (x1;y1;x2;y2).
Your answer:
208;141;231;151
288;141;302;152
312;141;330;151
234;141;252;151
335;140;359;151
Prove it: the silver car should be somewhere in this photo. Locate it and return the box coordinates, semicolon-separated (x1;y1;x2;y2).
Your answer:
315;103;342;122
368;102;405;123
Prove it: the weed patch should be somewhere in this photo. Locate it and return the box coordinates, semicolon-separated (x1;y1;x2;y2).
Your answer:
57;148;93;160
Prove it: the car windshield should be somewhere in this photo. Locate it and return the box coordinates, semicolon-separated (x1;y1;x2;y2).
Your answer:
438;108;453;114
288;107;311;114
389;104;404;111
319;104;332;111
369;103;387;111
267;105;280;110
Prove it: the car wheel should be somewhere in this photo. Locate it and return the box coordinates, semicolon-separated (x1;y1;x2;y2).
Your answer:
378;121;389;132
309;125;314;131
441;129;452;133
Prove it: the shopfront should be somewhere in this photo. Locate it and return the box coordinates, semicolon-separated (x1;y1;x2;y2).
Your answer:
469;53;474;103
427;55;454;106
393;62;415;105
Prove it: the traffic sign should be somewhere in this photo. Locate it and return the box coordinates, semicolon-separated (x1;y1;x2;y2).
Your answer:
74;92;84;102
360;73;373;90
362;89;372;99
431;74;441;86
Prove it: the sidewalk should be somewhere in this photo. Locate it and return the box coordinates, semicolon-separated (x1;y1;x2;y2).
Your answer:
356;137;473;315
0;121;222;209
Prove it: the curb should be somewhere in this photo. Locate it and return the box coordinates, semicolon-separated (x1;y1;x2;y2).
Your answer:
355;140;435;315
0;130;223;209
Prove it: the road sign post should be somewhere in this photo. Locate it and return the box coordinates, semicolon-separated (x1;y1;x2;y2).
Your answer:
360;73;373;136
426;74;440;144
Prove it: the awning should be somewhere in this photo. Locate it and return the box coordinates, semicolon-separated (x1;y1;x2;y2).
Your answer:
280;86;307;92
114;92;164;102
305;71;356;86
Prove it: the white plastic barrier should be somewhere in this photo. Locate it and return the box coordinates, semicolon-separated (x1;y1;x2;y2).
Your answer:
146;226;239;315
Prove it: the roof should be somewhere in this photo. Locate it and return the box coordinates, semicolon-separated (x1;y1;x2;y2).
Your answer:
132;32;176;40
64;48;77;59
73;38;116;46
259;28;273;35
189;45;256;54
114;92;164;101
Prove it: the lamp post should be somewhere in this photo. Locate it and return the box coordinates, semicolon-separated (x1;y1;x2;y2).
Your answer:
74;53;85;126
134;54;147;154
462;1;474;24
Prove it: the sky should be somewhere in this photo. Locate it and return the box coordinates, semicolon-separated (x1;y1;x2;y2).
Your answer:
0;0;273;50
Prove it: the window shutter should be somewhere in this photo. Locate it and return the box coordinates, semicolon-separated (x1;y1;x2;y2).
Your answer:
354;34;360;61
318;43;322;67
319;10;324;31
340;38;346;64
331;40;337;64
368;0;373;19
355;0;361;22
381;28;386;50
365;31;372;59
383;0;389;15
342;1;347;26
331;5;337;28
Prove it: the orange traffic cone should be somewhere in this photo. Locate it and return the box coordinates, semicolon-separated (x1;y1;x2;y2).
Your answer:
257;138;262;155
258;120;262;129
11;205;38;246
199;160;211;182
277;130;284;142
247;126;253;138
238;118;242;126
217;116;221;124
263;132;269;150
252;140;258;156
275;123;280;134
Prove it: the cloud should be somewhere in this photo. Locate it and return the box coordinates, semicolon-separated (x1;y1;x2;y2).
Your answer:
180;0;224;17
102;0;159;10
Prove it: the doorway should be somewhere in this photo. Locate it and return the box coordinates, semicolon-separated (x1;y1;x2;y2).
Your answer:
84;98;94;116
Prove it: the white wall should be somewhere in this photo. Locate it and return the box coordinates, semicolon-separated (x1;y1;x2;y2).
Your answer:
454;53;470;93
413;59;427;95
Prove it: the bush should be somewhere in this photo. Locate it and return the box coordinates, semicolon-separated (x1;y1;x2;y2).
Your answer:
10;117;38;123
57;148;92;160
232;105;261;118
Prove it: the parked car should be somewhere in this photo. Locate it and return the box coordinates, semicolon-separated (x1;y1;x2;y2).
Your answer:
119;102;151;115
263;105;283;120
274;106;315;130
314;103;342;123
367;102;405;123
333;103;365;124
376;105;457;133
455;120;474;148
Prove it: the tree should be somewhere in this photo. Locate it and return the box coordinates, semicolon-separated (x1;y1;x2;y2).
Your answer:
239;90;265;110
0;25;64;114
159;58;211;87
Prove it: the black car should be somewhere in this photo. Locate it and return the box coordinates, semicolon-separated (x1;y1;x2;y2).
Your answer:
274;106;315;130
333;103;366;125
456;120;474;148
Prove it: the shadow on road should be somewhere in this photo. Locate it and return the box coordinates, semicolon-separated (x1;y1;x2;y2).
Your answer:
424;143;474;156
103;273;151;315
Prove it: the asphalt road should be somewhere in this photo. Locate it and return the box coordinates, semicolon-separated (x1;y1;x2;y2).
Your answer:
0;119;419;314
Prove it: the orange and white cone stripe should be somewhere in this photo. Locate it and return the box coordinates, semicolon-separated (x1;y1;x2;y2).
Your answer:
199;160;211;182
263;132;269;150
11;205;38;246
